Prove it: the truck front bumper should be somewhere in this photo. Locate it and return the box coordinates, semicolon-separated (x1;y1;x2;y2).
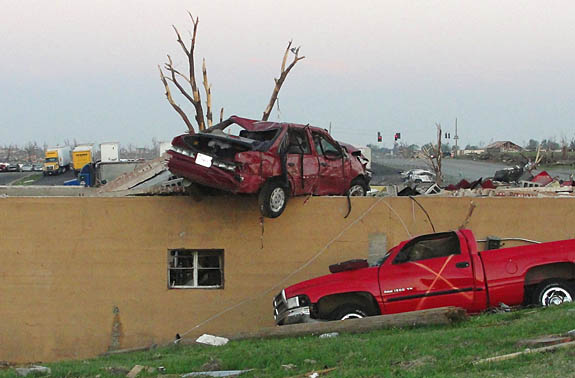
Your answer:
275;306;312;326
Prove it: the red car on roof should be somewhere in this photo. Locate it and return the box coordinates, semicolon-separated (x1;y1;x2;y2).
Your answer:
167;116;371;217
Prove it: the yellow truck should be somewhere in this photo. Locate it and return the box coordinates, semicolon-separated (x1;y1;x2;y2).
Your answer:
43;146;71;176
72;144;95;173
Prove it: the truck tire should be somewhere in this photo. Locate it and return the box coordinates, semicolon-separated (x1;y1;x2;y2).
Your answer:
329;304;369;321
346;178;368;196
532;279;575;307
258;180;288;218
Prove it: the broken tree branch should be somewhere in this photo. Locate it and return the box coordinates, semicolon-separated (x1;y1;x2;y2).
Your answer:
202;58;213;127
158;65;195;133
473;340;575;365
262;41;305;121
165;55;196;106
171;13;206;131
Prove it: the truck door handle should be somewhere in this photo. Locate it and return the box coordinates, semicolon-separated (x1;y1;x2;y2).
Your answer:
456;262;470;268
288;163;295;167
320;163;327;167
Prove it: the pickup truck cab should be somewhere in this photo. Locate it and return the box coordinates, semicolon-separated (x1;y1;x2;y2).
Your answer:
274;229;575;325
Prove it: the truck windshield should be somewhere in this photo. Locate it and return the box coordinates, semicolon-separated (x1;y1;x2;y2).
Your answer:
45;158;57;163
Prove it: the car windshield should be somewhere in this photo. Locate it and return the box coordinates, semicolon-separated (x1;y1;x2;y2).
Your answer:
46;158;57;163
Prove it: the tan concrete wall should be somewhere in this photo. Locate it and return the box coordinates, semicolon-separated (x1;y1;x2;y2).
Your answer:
1;195;574;362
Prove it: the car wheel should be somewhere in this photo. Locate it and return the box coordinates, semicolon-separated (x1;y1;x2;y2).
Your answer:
414;178;422;183
259;180;288;218
533;279;575;307
346;178;368;196
329;305;369;321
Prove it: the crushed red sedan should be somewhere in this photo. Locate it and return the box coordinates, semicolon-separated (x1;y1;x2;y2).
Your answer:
167;116;371;217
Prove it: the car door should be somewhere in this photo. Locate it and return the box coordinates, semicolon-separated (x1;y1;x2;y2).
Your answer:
285;128;318;196
378;232;476;314
311;132;347;195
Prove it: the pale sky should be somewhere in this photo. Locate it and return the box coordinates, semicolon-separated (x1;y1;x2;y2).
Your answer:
2;0;575;149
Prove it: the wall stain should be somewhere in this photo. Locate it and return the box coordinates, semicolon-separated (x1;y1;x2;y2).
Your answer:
108;305;123;352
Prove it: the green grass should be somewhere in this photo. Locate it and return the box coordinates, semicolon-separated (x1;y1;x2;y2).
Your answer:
10;174;42;186
3;304;575;377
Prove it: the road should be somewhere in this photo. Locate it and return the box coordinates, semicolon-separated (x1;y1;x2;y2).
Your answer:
0;172;33;185
0;170;75;186
376;158;575;185
34;170;75;185
381;158;512;184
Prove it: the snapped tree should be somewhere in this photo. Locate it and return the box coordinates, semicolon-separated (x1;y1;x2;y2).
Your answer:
159;12;305;133
420;123;443;186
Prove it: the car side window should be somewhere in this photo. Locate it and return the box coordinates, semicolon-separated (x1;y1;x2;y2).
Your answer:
313;133;341;157
287;129;311;154
393;232;461;264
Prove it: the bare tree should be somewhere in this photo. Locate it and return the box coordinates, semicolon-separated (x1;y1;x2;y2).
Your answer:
159;12;305;132
262;41;305;121
420;123;443;186
24;142;39;162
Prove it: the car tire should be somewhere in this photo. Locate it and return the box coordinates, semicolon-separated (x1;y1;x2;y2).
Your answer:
259;180;288;218
329;304;369;321
532;279;575;307
346;177;368;196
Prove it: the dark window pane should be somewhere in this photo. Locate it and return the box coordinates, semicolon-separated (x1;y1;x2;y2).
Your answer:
198;269;222;286
169;269;194;287
198;254;220;268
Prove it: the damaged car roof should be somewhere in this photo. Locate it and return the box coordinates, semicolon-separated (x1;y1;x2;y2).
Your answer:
209;116;327;133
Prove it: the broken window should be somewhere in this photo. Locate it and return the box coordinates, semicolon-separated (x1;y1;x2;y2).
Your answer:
168;249;224;289
313;133;341;157
287;129;311;154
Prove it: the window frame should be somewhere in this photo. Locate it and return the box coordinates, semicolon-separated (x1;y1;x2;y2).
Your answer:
168;249;224;289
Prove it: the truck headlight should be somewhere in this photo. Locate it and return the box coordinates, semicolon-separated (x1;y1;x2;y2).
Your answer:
286;297;299;309
286;295;310;309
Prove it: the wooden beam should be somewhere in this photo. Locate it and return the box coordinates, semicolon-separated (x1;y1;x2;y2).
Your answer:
225;307;467;340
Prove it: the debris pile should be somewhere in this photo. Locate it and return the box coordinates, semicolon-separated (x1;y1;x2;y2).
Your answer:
378;164;574;198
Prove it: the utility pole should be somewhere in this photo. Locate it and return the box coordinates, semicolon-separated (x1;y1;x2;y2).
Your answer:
329;122;332;135
436;123;443;186
454;118;459;153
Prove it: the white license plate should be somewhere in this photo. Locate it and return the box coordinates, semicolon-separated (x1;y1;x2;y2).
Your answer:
195;153;212;168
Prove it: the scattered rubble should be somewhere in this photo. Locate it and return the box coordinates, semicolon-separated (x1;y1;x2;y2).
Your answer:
196;334;229;346
14;365;51;377
126;365;145;378
390;356;435;370
374;169;574;198
318;332;339;339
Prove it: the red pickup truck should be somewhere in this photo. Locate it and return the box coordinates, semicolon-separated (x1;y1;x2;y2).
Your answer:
274;229;575;325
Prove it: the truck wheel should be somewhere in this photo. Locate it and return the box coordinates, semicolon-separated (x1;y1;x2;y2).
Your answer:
330;305;369;321
533;279;575;307
259;180;288;218
346;178;368;196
